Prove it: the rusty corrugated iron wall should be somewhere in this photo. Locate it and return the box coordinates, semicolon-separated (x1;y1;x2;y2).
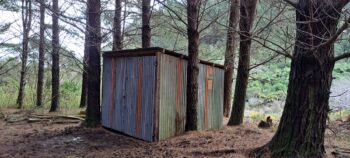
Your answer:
198;64;224;130
102;48;224;142
158;54;187;140
102;57;112;128
102;56;156;141
158;53;224;140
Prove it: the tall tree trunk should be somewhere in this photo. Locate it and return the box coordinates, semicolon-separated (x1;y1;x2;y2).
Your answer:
228;0;257;126
85;0;101;127
141;0;151;48
257;1;348;157
17;0;32;108
50;0;60;112
185;0;200;131
36;0;45;107
223;0;240;117
112;0;123;51
79;5;90;108
79;29;88;108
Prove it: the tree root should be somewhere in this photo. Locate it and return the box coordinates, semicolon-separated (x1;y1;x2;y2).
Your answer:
249;144;271;158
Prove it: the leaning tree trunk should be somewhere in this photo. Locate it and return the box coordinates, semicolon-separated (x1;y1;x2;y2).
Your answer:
141;0;151;48
228;0;257;125
17;0;32;108
185;0;200;131
36;0;45;107
112;0;123;51
50;0;60;112
257;1;348;157
223;0;240;117
85;0;101;128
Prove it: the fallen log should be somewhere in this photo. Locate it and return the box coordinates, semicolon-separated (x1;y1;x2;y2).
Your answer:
27;118;51;123
30;114;84;121
57;115;84;121
26;114;84;124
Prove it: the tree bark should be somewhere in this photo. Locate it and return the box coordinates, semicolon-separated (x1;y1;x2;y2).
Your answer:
36;0;45;107
185;0;200;131
84;0;101;128
50;0;60;112
80;5;90;108
79;29;88;108
141;0;151;48
256;1;349;157
17;0;32;108
112;0;122;51
223;0;240;117
228;0;257;126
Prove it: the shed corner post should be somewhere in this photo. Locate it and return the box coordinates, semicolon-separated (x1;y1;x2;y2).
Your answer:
153;51;162;141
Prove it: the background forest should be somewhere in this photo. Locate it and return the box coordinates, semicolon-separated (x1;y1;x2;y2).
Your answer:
1;0;350;157
1;0;349;120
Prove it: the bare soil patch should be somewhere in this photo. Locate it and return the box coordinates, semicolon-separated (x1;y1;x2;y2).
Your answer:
0;109;349;158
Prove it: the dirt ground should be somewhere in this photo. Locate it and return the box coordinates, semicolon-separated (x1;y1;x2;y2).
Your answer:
0;109;349;158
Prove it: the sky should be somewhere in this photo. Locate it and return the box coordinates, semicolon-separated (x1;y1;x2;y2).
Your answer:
0;0;119;59
0;0;160;60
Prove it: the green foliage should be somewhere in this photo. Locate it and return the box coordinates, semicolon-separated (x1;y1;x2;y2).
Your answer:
0;55;82;115
247;61;290;101
333;61;350;80
329;108;350;121
60;80;81;113
61;80;80;94
0;76;81;111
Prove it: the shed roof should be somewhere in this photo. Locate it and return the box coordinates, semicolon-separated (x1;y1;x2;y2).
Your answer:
103;47;225;69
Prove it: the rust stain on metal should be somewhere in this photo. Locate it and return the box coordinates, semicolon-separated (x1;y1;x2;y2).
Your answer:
136;58;143;137
109;58;117;128
175;58;182;135
204;66;213;129
102;48;224;141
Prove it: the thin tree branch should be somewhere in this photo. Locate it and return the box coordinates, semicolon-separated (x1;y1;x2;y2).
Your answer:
312;17;350;51
335;0;350;9
334;52;350;62
284;0;298;8
249;53;281;70
155;0;188;26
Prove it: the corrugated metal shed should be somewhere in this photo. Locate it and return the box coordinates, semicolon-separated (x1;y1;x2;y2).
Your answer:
102;47;224;142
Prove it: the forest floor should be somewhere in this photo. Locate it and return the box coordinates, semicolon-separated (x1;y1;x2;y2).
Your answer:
0;108;349;158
